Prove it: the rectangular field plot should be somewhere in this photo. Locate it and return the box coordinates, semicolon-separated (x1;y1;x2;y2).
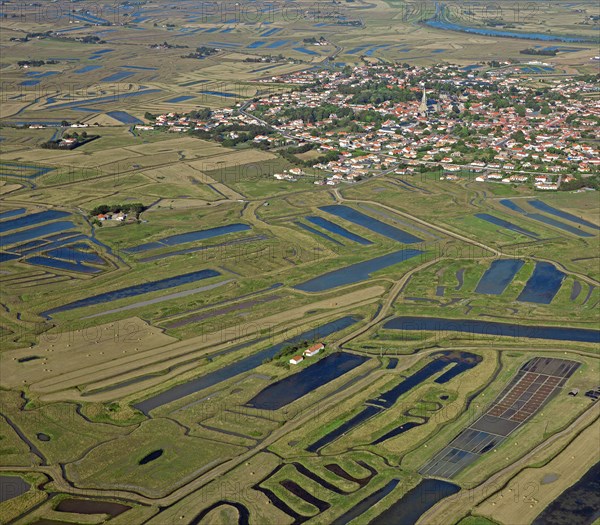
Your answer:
420;357;579;479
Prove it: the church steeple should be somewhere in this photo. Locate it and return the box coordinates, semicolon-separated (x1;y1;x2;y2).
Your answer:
418;86;427;116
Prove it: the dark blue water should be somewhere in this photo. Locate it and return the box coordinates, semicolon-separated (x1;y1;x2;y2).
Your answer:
320;205;423;243
517;262;565;304
308;405;383;452
306;216;373;245
330;479;400;525
25;71;59;79
293;47;320;55
383;316;599;343
0;163;54;179
0;252;19;263
499;199;526;213
74;65;102;74
41;269;221;317
247;40;266;48
368;479;460;525
372;421;421;444
266;40;289;48
475;259;525;295
101;71;134;82
126;224;251;253
106;111;142;124
139;449;163;465
307;351;480;451
294;249;423;292
262;27;282;36
532;461;600;525
165;96;196;103
475;213;538;238
528;213;594;237
28;256;102;274
527;200;599;231
1;221;75;247
0;211;70;233
0;475;30;503
199;90;238;98
499;200;594;238
46;247;104;265
0;208;25;221
246;352;368;410
295;222;343;246
426;5;590;42
133;316;360;415
123;65;159;70
47;89;161;110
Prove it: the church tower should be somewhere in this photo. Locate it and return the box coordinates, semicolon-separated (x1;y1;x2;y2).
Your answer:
418;87;427;116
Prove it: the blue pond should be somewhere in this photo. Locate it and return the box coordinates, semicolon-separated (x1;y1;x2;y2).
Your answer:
305;216;372;245
247;40;266;48
47;89;161;110
369;479;460;525
165;96;196;103
246;352;368;410
262;27;282;36
331;480;400;525
266;40;289;49
294;249;423;292
200;90;238;98
475;213;538;238
133;316;360;415
0;210;70;233
384;316;599;343
122;65;159;70
21;80;40;87
46;246;104;265
1;221;75;247
527;200;599;231
0;209;26;221
74;65;103;74
517;262;565;304
126;224;251;253
101;71;135;82
320;205;423;243
295;222;343;246
293;47;319;56
27;256;101;274
307;351;481;452
475;259;525;295
499;199;594;238
0;253;20;263
346;45;369;54
0;163;54;180
41;269;221;317
106;111;143;124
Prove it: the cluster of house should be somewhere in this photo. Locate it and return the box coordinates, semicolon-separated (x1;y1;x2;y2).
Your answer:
273;168;305;181
248;64;599;185
96;212;127;222
139;108;263;134
289;342;324;365
142;63;598;188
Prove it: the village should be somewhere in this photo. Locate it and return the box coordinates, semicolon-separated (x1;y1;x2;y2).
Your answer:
141;62;599;191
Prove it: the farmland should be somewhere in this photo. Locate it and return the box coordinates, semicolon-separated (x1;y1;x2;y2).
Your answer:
1;1;599;524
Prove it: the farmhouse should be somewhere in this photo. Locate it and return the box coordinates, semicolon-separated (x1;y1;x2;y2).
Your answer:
289;356;304;365
304;343;324;357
